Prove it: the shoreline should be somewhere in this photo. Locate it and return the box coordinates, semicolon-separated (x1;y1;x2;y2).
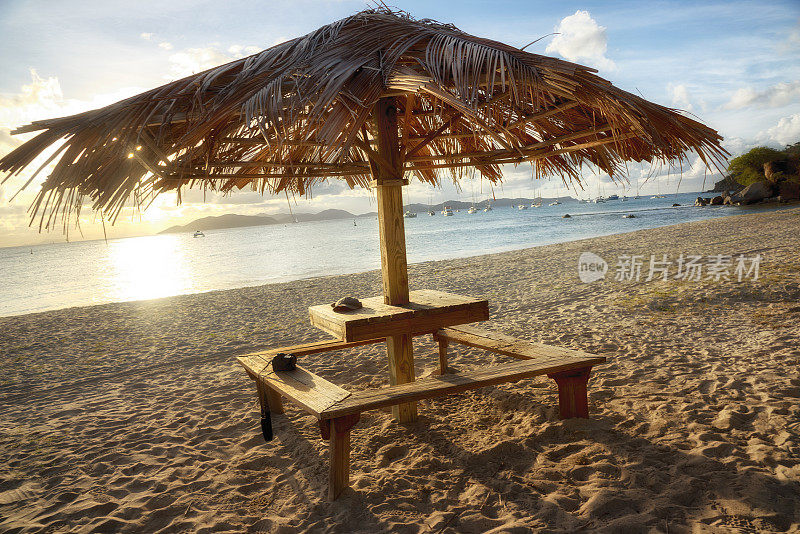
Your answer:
2;203;796;320
1;207;799;532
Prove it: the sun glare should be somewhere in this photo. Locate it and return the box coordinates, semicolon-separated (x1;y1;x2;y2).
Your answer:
104;234;195;302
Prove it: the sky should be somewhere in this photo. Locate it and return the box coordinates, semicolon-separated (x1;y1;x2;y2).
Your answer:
0;0;798;247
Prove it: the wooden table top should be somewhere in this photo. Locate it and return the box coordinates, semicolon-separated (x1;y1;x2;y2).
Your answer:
308;289;489;342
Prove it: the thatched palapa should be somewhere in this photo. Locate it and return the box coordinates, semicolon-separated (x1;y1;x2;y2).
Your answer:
0;9;726;230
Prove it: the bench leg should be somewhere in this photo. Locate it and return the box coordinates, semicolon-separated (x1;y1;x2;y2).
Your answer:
256;378;284;414
326;415;360;500
437;336;449;375
548;368;592;419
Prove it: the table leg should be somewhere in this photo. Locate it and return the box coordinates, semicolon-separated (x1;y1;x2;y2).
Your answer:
437;336;449;374
386;333;417;422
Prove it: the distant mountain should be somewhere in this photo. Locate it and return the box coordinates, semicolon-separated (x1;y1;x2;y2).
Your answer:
264;208;363;224
159;209;367;234
160;214;279;234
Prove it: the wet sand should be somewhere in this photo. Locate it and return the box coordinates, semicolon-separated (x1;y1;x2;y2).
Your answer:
1;207;799;533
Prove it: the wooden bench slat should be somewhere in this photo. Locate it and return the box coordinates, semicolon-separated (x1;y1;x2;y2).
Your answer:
320;356;604;419
243;337;385;360
436;325;598;362
237;356;351;417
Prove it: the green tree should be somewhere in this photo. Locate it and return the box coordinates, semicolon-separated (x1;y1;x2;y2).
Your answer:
727;146;784;185
784;141;800;158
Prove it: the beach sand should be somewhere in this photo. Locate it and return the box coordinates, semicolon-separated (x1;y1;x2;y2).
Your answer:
1;207;799;533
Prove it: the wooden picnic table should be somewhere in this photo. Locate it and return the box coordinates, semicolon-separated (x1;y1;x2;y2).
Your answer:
238;289;606;500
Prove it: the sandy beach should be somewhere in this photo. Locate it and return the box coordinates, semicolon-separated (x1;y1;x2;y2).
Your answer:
1;207;799;533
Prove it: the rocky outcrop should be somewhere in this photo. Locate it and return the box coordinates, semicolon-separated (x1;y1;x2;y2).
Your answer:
778;181;800;201
707;175;742;193
729;181;775;205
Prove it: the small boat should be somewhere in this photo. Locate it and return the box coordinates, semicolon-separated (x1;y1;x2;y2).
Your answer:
193;230;205;238
548;200;561;206
467;205;478;214
441;206;453;216
607;194;619;201
403;211;417;218
622;214;636;218
483;205;493;212
353;219;357;226
593;197;606;203
518;204;528;210
428;210;436;216
621;196;628;201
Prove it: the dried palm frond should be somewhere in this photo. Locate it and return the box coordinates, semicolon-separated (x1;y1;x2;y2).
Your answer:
0;8;727;230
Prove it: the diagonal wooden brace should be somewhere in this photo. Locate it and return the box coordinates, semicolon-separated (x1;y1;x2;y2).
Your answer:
548;367;592;419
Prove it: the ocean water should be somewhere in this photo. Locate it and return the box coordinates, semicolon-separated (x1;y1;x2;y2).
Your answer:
0;192;787;317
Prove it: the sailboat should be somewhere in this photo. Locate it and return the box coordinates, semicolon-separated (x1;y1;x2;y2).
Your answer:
532;185;542;207
467;179;478;213
651;177;666;198
549;181;564;205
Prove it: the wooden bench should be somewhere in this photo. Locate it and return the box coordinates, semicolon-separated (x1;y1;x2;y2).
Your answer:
238;328;605;500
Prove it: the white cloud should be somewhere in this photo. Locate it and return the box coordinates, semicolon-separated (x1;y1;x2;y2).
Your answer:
227;45;261;56
0;69;65;130
158;41;173;51
758;113;800;146
140;32;153;41
723;80;800;109
545;11;615;71
779;20;800;52
669;83;694;112
166;44;260;78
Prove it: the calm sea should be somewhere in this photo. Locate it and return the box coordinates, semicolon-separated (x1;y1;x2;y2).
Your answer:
0;192;785;317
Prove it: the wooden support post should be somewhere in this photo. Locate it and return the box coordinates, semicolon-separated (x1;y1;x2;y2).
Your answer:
437;336;449;375
327;415;359;500
547;368;591;419
257;378;284;414
372;96;417;423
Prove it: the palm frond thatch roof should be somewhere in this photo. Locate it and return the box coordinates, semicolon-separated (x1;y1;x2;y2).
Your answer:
1;8;727;229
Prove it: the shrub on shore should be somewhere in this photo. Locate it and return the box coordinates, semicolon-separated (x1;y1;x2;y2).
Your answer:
727;142;800;186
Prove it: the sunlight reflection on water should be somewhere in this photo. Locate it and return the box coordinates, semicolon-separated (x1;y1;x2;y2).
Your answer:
102;234;197;302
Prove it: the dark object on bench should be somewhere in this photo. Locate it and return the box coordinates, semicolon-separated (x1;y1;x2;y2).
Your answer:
272;352;297;372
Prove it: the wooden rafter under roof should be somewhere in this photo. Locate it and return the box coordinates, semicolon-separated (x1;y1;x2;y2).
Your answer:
0;7;727;229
